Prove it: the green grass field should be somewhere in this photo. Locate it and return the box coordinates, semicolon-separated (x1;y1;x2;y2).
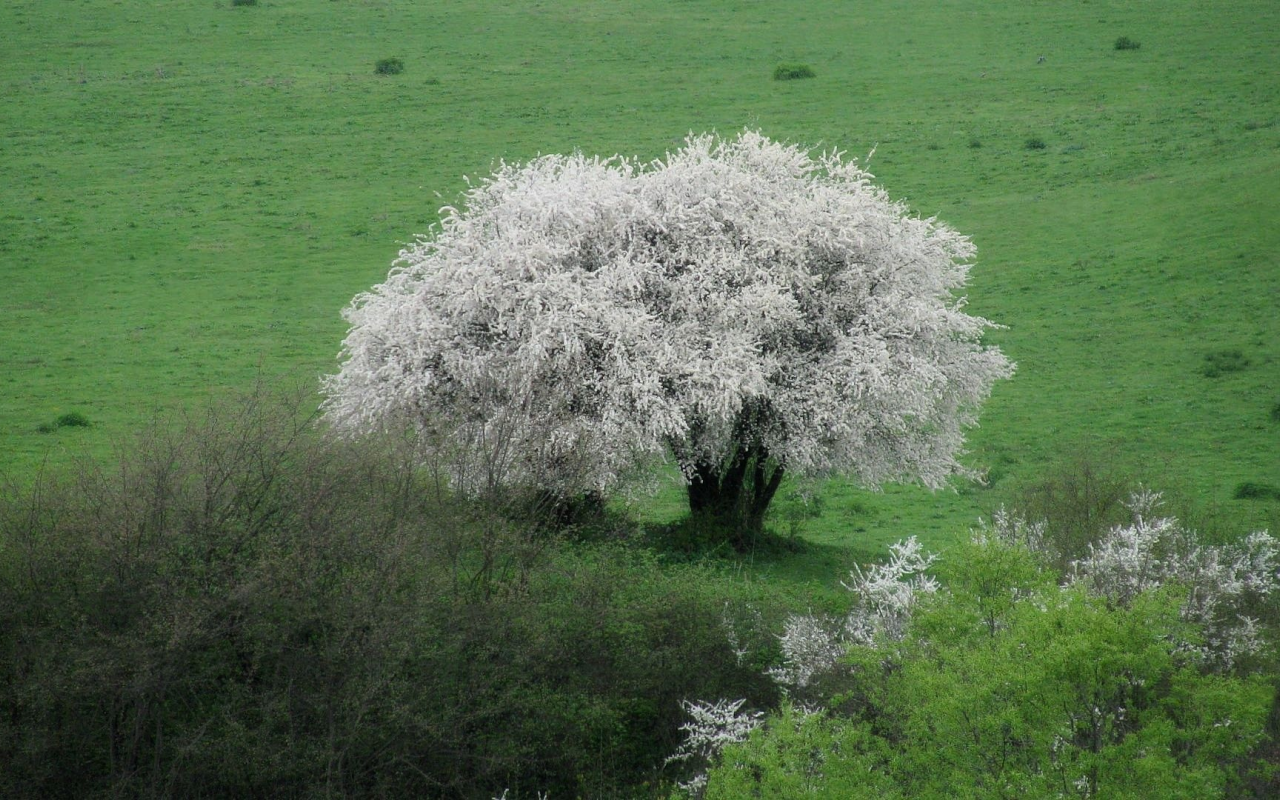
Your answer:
3;0;1278;563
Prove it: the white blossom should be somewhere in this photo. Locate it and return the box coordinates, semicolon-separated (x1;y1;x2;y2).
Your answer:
322;131;1012;500
1069;490;1277;670
770;537;939;690
842;535;940;644
667;698;764;796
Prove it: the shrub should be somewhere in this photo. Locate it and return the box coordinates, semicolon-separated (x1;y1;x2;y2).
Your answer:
0;384;780;798
1007;454;1134;570
1236;482;1280;501
772;63;815;81
1270;401;1280;423
34;412;91;432
702;521;1279;797
375;57;404;75
968;137;982;149
54;411;90;428
1203;348;1249;378
231;0;257;6
1025;136;1047;150
1114;36;1142;51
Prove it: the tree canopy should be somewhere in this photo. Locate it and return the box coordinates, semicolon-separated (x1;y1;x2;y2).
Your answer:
323;131;1013;534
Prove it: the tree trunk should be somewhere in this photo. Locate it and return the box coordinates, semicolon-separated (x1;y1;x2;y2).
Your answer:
685;445;785;549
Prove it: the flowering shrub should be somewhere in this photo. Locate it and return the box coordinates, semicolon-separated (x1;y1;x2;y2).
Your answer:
1069;490;1277;671
667;698;765;795
697;525;1277;798
324;131;1012;535
770;537;938;691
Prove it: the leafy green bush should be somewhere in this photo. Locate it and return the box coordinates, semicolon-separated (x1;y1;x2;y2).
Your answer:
231;0;257;6
702;528;1278;798
1025;136;1047;150
375;57;404;75
1114;35;1142;51
35;411;91;432
1203;348;1249;377
1007;454;1135;570
1236;481;1280;501
772;63;815;81
1271;401;1280;423
709;588;1271;798
53;411;90;428
0;386;779;799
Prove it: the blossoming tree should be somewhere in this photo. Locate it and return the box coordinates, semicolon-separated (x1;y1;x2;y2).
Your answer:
323;132;1013;538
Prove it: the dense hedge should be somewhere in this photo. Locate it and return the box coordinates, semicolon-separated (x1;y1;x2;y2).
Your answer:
0;390;779;798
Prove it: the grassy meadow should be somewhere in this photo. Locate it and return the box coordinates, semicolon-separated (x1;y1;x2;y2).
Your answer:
3;0;1279;564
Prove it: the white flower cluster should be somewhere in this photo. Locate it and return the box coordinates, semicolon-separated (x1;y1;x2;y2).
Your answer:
666;698;764;796
323;131;1012;498
769;537;939;689
1072;497;1277;670
976;504;1049;554
842;535;941;644
993;489;1279;671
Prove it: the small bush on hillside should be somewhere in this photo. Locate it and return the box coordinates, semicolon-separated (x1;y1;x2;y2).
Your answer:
35;411;91;433
968;137;982;149
231;0;257;6
54;411;91;428
1114;36;1142;51
1270;401;1280;423
1203;348;1249;377
1025;136;1047;150
1236;482;1280;501
375;57;404;75
1007;454;1134;571
772;63;815;81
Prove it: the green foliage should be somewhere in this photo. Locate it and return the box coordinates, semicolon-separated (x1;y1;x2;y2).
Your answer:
704;705;900;799
1203;349;1250;378
1008;455;1135;570
939;534;1056;635
705;578;1273;797
1114;36;1142;51
772;63;815;81
1235;481;1280;501
53;411;91;428
375;57;404;75
0;387;779;798
35;411;92;433
1025;136;1047;150
231;0;257;6
1271;401;1280;423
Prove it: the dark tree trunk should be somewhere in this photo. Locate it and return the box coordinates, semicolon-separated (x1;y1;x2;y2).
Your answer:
685;445;785;549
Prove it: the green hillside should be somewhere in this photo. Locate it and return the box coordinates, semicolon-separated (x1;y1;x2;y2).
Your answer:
3;0;1278;551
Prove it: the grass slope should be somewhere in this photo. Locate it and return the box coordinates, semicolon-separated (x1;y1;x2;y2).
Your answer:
2;0;1278;560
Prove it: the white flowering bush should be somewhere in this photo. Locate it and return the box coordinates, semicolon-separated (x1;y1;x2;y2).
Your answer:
666;698;765;796
698;525;1276;798
842;535;940;644
769;537;939;691
323;131;1012;535
1068;490;1278;671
